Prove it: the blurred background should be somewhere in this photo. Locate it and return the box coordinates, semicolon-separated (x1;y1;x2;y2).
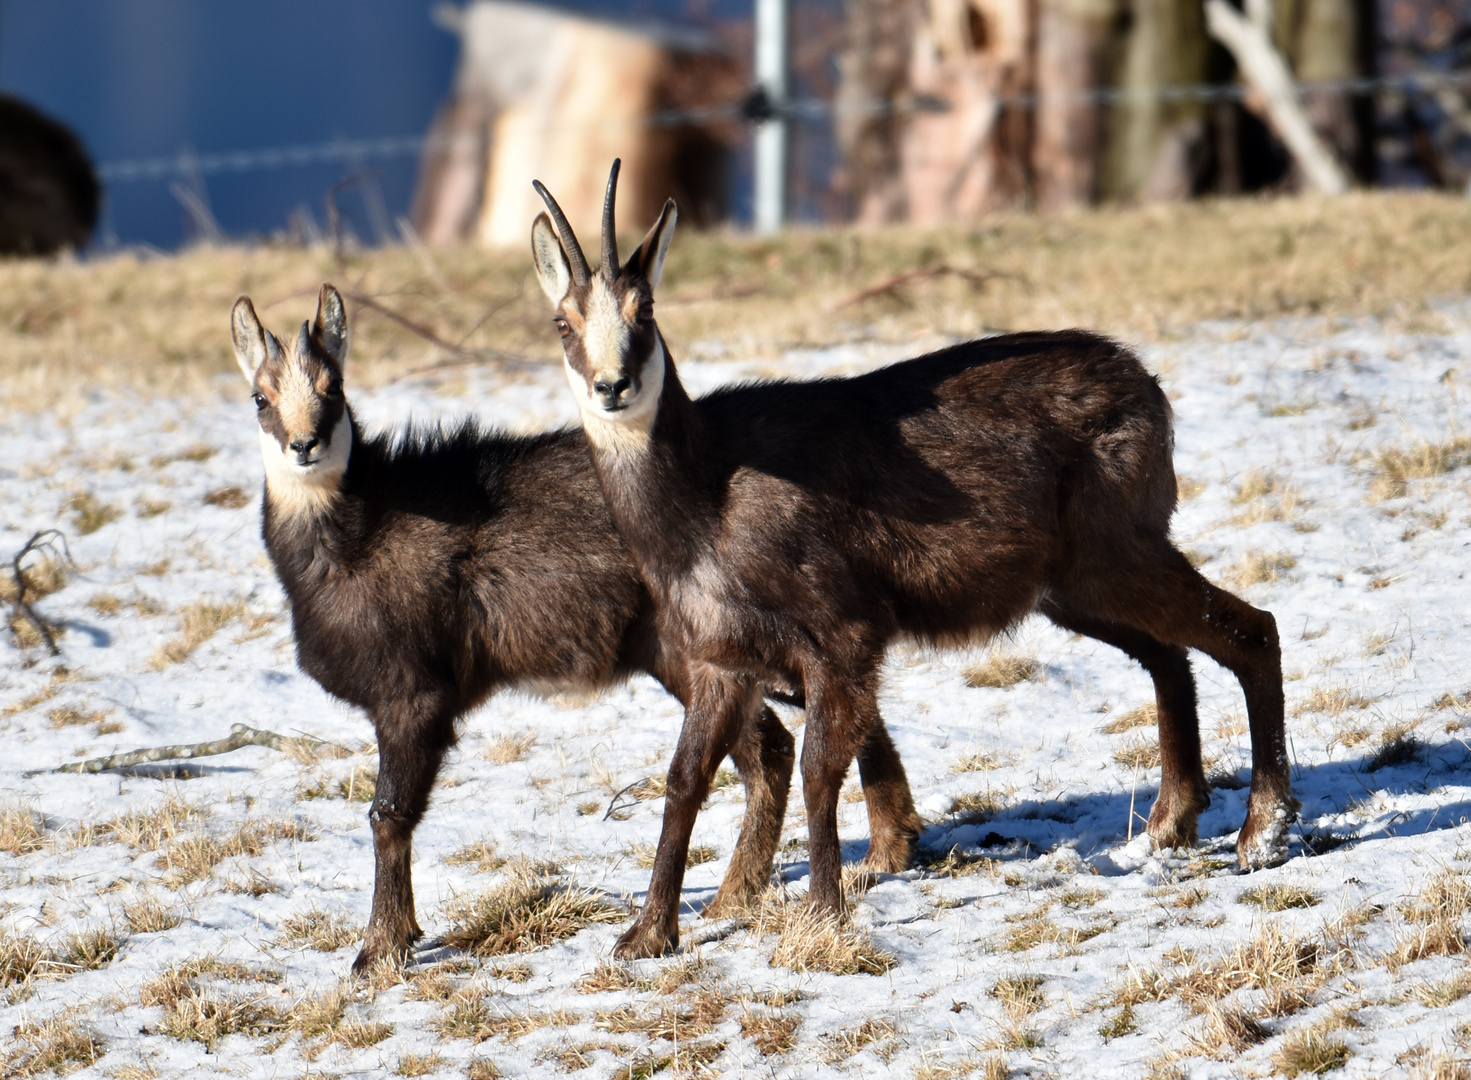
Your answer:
1;0;1469;253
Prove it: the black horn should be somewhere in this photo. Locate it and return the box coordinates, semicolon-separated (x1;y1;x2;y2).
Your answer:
531;179;590;286
601;158;621;278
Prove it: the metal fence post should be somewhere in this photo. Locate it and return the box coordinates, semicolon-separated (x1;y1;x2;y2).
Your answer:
753;0;789;234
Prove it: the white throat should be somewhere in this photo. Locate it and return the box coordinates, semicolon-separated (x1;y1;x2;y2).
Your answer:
259;412;353;520
567;337;665;456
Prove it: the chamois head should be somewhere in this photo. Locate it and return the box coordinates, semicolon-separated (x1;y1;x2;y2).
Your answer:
530;160;678;450
230;284;353;518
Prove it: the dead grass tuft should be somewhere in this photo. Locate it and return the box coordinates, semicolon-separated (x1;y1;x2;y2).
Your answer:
148;599;249;668
1366;721;1424;771
578;951;713;996
0;930;49;990
1293;686;1373;718
1413;1054;1471;1080
1239;884;1321;911
0;804;47;855
1392;871;1470;966
1229;468;1302;524
1369;436;1471;501
67;492;122;534
484;730;537;764
3;1010;104;1078
51;926;122;973
139;957;281;1010
431;989;576;1043
594;984;729;1041
1273;1022;1353;1077
123;897;183;936
952;749;1007;772
0;555;67;604
1112;736;1162;770
758;900;896;975
964;654;1039;689
202;485;249;509
441;866;625;956
1099;1003;1137;1041
1229;550;1297;587
1188;1005;1272;1059
445;840;505;873
947;790;1007;821
280;907;360;952
990;973;1046;1017
300;764;378;802
396;1052;446;1076
1171;923;1328;1013
1411;967;1471;1007
740;1006;801;1056
155;991;286;1049
821;1015;898;1063
1101;702;1156;734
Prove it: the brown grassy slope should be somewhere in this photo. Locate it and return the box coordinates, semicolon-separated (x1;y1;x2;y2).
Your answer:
1;191;1468;412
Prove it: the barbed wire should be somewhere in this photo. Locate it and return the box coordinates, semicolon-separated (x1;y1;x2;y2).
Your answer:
98;67;1471;185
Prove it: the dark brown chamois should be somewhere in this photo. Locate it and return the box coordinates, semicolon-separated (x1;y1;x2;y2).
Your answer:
231;284;919;972
530;162;1297;960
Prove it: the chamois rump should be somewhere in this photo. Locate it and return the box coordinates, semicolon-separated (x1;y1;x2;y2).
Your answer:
530;162;1297;960
231;284;919;971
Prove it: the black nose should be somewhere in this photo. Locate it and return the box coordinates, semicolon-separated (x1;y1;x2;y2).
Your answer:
290;436;319;456
593;375;631;403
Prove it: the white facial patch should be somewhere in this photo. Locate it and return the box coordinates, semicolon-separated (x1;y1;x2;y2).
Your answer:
583;278;631;389
259;412;352;520
569;336;665;456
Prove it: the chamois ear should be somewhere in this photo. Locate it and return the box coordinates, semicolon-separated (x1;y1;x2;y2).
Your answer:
531;212;573;306
231;295;271;384
313;283;348;367
631;199;677;290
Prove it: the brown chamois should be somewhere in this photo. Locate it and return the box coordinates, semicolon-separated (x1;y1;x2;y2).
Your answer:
231;284;919;972
530;162;1297;960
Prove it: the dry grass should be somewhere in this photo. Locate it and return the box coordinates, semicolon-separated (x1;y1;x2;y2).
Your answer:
952;749;1008;772
445;840;505;873
757;900;896;975
280;907;360;952
626;841;718;869
740;1007;801;1056
1273;1022;1352;1077
1100;1003;1137;1041
0;930;49;990
431;988;576;1043
396;1053;446;1076
0;554;67;604
1003;909;1110;954
1411;967;1471;1007
964;654;1039;689
139;957;282;1010
947;790;1007;821
484;730;537;764
124;897;183;935
1414;1055;1471;1080
1170;923;1330;1014
5;192;1469;414
300;765;378;802
1239;884;1321;911
1229;550;1297;587
990;973;1046;1017
595;984;729;1041
1113;736;1162;769
148;599;248;668
0;804;47;855
1367;721;1425;772
98;796;209;849
821;1016;898;1063
1101;702;1156;734
1293;686;1373;718
1229;468;1302;524
155;817;314;885
1391;871;1470;966
1369;436;1471;501
155;991;286;1049
202;485;250;509
2;1010;105;1078
578;952;714;995
441;865;625;956
67;491;122;535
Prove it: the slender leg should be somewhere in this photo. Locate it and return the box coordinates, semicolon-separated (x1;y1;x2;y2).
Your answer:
856;720;922;872
1062;542;1297;868
801;665;882;915
615;668;761;959
355;706;455;974
1041;598;1208;848
704;705;795;917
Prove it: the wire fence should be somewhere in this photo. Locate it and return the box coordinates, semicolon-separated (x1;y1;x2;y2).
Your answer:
96;67;1471;186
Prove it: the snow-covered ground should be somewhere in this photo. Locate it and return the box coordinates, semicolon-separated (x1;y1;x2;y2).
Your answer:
3;310;1471;1078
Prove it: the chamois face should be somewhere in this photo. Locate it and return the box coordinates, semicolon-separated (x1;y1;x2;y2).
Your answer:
530;164;677;453
230;284;353;518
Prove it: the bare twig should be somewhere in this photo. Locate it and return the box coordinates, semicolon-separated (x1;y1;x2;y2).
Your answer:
31;723;333;777
833;263;1018;310
8;530;71;657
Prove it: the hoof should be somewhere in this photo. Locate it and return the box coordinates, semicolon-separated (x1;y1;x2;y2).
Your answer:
859;841;914;875
352;923;423;976
613;919;677;960
702;888;755;921
1236;805;1296;870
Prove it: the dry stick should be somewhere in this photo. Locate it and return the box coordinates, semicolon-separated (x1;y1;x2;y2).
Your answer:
8;529;71;657
32;723;332;777
1204;0;1349;196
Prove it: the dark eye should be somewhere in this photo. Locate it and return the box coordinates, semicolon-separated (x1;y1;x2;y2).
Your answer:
554;318;570;339
252;393;266;410
638;300;653;321
325;382;343;398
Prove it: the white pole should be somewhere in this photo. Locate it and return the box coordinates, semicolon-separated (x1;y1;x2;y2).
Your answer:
753;0;789;234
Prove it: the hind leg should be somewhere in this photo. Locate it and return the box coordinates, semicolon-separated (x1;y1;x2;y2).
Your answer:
704;705;794;917
1041;599;1208;849
1060;542;1297;868
856;720;921;873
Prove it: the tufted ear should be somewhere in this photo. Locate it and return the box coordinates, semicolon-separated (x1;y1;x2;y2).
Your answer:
630;199;677;289
531;212;573;306
313;283;348;366
231;295;278;384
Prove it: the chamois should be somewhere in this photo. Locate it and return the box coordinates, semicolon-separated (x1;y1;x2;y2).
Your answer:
530;162;1297;960
232;284;919;972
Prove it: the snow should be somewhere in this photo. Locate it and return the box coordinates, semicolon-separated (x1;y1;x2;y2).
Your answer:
3;310;1471;1078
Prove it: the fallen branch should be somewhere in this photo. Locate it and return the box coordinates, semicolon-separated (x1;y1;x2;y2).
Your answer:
8;530;71;657
833;263;1018;310
31;723;334;777
1204;0;1349;195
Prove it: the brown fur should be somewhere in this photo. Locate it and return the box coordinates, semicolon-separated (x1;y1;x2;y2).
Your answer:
531;166;1295;958
232;285;915;971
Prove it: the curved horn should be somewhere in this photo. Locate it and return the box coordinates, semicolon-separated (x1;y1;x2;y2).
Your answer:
297;321;313;358
531;179;590;286
601;158;621;278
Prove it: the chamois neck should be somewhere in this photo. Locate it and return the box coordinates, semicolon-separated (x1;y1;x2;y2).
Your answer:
260;409;356;524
